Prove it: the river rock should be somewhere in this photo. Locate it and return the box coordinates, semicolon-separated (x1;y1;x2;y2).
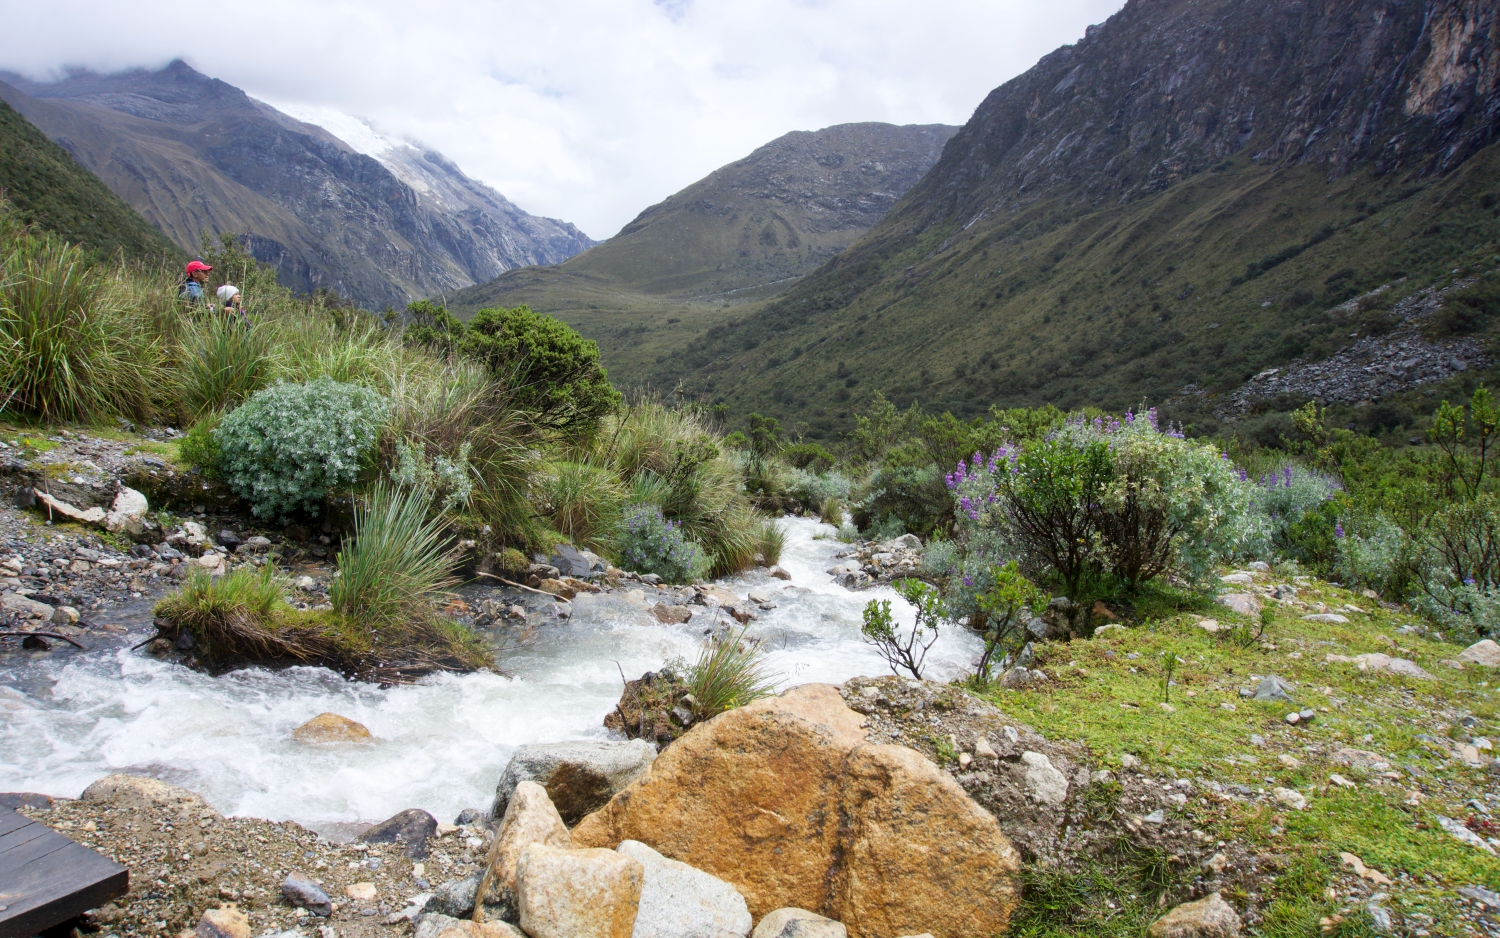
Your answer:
551;545;606;579
293;712;373;744
1020;751;1069;806
281;874;332;916
81;773;209;812
414;913;525;938
197;906;250;938
2;592;54;619
1301;613;1349;624
104;487;149;536
1325;653;1433;680
360;808;439;858
1147;891;1242;937
516;844;644;938
750;909;846;938
571;684;1020;937
34;490;107;525
1217;593;1261;616
617;839;751;938
478;781;572;919
426;875;482;918
1460;639;1500;667
650;603;693;624
492;740;657;825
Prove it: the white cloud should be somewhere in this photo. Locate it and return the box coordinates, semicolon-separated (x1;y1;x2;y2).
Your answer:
0;0;1124;239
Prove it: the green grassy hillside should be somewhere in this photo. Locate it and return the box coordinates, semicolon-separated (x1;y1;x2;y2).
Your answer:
652;148;1500;437
444;123;958;364
0;96;179;261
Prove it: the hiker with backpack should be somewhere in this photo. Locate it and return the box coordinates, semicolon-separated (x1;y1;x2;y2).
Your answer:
178;260;212;306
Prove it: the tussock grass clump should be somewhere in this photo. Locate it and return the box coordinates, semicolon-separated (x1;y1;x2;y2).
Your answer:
754;519;785;566
154;567;332;665
685;624;778;720
819;495;844;526
176;314;273;418
535;460;625;553
330;481;461;629
0;227;166;423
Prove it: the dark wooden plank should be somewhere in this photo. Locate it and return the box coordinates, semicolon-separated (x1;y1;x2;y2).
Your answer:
0;807;128;938
0;811;34;838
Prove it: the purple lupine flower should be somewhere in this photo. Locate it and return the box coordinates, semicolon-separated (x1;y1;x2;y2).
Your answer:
1334;523;1345;538
972;451;983;467
1238;468;1248;482
969;510;980;520
1466;577;1477;586
1125;410;1135;424
963;576;974;587
1283;466;1293;487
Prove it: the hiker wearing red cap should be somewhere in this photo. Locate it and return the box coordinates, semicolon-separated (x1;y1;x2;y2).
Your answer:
179;260;213;306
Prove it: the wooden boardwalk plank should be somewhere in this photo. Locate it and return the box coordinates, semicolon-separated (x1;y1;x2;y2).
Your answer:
0;807;128;938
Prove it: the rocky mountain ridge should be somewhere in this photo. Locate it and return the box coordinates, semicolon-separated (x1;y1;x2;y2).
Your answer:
0;61;592;308
443;122;956;317
645;0;1500;436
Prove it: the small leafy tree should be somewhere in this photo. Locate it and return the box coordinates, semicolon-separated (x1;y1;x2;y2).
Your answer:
746;413;782;468
1158;645;1181;702
972;562;1049;683
861;579;944;679
402;299;466;357
458;304;621;435
1429;386;1500;500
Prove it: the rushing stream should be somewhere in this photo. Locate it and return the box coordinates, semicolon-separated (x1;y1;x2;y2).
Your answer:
0;517;981;835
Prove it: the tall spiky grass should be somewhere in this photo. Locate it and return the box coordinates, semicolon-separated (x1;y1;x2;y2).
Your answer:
0;229;165;423
686;623;778;720
175;314;273;418
153;566;327;663
755;519;786;566
535;459;625;552
329;481;461;630
594;399;765;576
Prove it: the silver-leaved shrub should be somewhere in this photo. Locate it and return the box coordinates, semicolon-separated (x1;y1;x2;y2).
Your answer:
215;377;387;518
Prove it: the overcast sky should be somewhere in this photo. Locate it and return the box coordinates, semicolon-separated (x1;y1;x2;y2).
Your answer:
0;0;1125;240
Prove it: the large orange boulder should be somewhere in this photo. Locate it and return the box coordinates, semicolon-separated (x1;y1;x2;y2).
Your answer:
571;684;1020;938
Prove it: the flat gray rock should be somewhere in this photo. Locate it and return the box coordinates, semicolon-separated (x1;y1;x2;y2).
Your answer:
617;840;750;938
750;908;846;938
491;739;657;825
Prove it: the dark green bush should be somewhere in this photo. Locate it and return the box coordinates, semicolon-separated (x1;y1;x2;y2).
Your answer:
402;300;465;356
783;442;835;472
178;415;223;478
458;304;620;435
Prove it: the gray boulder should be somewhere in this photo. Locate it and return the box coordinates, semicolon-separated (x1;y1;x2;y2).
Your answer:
491;739;657;825
550;544;606;579
617;840;751;938
425;874;481;918
281;875;332;916
360;807;439;858
751;909;846;938
1252;676;1295;703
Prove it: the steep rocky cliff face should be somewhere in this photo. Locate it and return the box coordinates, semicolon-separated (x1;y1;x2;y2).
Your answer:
0;61;592;308
654;0;1500;436
885;0;1499;238
446;122;957;318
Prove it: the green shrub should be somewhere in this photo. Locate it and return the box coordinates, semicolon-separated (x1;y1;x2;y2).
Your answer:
617;502;710;583
861;580;944;679
785;467;851;510
1409;495;1500;636
971;562;1049;684
402;299;465;356
329;480;460;630
783;442;835;472
0;230;164;423
215;377;387;518
458;304;620;435
178;414;223;478
854;464;949;539
176;313;273;418
390;438;474;513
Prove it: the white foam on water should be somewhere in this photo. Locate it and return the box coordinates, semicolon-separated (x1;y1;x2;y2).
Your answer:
0;517;979;832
